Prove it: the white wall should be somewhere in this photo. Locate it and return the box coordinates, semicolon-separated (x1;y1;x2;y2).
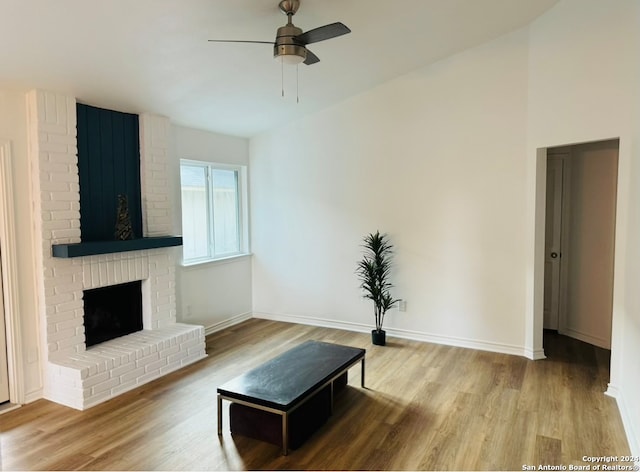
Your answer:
565;141;618;350
526;0;639;455
250;27;530;355
171;125;252;333
251;0;639;453
0;88;43;402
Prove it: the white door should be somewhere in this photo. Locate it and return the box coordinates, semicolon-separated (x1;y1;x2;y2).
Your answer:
0;249;10;403
543;158;564;330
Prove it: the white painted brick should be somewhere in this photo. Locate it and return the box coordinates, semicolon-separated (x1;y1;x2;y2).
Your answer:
52;263;82;276
63;362;93;379
167;350;188;364
43;219;72;230
120;366;145;383
56;317;83;332
50;172;79;183
51;228;81;239
47;381;83;404
46;292;74;305
179;337;202;351
50;191;80;202
110;362;135;378
135;352;159;368
188;345;206;357
56;364;84;381
47;327;76;342
111;379;138;396
83;390;112;408
90;264;100;287
91;377;120;394
45;274;76;289
39;142;69;153
137;370;163;385
98;263;108;285
56;300;83;312
54;282;83;294
182;351;206;366
57;333;86;351
51;210;80;220
127;259;136;279
157;342;179;358
144;357;168;373
48;133;76;145
82;371;110;388
41;180;73;192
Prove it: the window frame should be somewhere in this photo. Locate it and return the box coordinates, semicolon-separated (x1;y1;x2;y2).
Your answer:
179;159;249;266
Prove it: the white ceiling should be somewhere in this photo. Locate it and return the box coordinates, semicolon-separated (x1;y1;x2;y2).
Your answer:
1;0;559;138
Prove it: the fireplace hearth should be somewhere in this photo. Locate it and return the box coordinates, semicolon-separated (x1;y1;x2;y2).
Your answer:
83;281;143;347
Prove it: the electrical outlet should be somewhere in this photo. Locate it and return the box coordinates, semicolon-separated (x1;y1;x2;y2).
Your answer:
185;305;192;317
398;300;407;312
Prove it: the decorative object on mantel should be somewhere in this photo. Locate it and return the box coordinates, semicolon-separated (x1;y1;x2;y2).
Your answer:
114;194;134;241
356;231;399;346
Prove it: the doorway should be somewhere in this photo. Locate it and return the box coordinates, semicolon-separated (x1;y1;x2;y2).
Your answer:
0;249;10;404
543;139;619;350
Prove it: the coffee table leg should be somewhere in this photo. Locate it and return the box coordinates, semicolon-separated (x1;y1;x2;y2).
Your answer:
282;412;289;455
361;358;365;387
217;394;223;435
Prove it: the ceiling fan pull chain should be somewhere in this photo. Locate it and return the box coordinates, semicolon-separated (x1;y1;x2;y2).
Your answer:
281;59;285;98
296;64;300;104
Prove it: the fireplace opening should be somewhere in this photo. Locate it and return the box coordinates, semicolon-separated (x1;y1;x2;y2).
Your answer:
83;281;143;347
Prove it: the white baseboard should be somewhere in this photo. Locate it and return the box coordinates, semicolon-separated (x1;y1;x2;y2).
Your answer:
524;347;547;360
560;328;610;350
24;388;43;404
606;383;640;457
253;311;527;357
204;312;253;336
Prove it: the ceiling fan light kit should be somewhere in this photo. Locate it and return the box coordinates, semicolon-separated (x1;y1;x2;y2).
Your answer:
274;23;307;65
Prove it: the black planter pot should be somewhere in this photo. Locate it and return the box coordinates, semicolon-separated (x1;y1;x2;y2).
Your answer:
371;329;386;346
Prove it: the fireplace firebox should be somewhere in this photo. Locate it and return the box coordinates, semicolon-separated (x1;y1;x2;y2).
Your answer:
83;281;143;347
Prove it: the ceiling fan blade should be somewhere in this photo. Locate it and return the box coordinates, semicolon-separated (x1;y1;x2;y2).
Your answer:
304;49;320;65
208;40;274;44
296;22;351;45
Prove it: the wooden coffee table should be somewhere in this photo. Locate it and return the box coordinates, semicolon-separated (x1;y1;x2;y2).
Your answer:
217;340;366;454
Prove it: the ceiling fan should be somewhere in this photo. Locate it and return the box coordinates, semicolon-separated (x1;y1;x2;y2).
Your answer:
208;0;351;65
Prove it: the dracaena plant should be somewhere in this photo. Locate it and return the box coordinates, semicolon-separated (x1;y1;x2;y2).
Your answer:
356;231;399;332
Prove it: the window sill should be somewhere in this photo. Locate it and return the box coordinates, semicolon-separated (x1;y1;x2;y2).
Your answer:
180;253;252;269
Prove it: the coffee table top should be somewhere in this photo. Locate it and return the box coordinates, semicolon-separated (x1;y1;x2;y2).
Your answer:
217;340;365;411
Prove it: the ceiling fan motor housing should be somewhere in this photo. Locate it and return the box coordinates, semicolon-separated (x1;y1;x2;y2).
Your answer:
274;24;307;63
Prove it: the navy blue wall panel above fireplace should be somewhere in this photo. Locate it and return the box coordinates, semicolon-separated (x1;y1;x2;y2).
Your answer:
76;103;143;241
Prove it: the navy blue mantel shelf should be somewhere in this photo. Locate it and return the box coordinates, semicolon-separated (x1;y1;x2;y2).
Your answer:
52;236;183;258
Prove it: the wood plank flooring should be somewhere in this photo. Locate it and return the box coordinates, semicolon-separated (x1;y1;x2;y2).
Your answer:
0;320;630;470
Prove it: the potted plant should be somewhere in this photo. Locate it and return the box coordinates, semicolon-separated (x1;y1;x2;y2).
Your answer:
356;231;399;346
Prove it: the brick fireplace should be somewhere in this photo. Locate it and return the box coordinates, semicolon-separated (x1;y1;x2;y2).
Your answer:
27;90;206;410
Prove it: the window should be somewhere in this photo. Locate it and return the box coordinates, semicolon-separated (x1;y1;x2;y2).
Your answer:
180;160;248;264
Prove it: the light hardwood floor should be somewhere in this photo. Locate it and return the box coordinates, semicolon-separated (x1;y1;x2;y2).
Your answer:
0;319;630;470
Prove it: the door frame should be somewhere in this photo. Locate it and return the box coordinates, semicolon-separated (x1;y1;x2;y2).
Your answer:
0;140;25;404
529;137;624;384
